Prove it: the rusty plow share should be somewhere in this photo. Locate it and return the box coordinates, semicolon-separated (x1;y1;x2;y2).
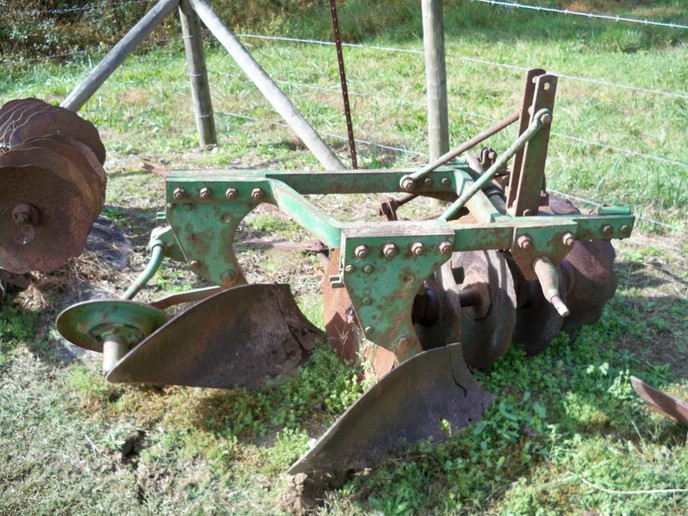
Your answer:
57;70;635;474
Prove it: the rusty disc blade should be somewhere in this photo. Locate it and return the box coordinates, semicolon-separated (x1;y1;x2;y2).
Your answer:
631;376;688;426
288;343;494;474
107;284;323;389
9;107;106;164
560;240;617;333
0;104;55;146
0;149;97;273
0;99;50;142
449;250;516;369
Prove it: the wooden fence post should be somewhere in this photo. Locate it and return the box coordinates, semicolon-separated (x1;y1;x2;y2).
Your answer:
179;0;217;148
421;0;449;161
61;0;180;112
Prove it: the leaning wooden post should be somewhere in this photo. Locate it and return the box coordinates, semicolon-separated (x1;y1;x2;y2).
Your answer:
179;0;217;148
421;0;449;161
61;0;180;112
189;0;346;170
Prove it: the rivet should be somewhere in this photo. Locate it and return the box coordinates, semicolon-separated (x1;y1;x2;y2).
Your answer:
221;213;232;223
423;177;433;187
395;334;413;349
221;270;237;284
362;297;372;306
438;240;453;255
364;326;374;334
602;224;614;237
441;177;451;187
540;113;553;126
173;187;186;200
199;187;212;200
362;264;374;274
620;224;631;236
251;188;265;201
189;260;200;269
344;265;354;273
182;203;193;212
225;187;238;200
166;202;174;211
382;243;398;258
354;245;369;259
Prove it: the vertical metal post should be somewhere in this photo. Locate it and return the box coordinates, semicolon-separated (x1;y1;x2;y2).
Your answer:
421;0;449;161
179;0;217;148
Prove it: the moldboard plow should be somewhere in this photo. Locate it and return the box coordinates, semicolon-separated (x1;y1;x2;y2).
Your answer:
57;70;635;474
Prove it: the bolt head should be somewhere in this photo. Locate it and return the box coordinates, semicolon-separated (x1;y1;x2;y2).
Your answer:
540;113;553;126
225;187;238;200
354;245;369;259
362;297;372;306
620;224;631;236
438;240;453;255
382;243;398;258
411;242;425;256
364;326;374;334
362;264;374;274
562;232;576;247
394;334;413;349
517;235;533;250
401;177;415;192
173;187;186;200
602;224;614;237
199;187;212;200
189;260;201;269
441;177;451;187
344;264;354;273
251;188;265;201
221;270;238;284
423;177;433;187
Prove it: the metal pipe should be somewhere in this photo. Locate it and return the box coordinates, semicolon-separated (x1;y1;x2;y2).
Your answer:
401;109;520;191
122;243;165;300
438;109;550;222
102;334;128;374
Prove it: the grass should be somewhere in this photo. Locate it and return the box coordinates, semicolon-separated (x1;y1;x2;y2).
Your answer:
1;0;688;513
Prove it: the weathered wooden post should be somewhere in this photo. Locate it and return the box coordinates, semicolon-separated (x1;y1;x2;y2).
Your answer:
179;0;217;148
189;0;345;170
61;0;180;112
421;0;449;161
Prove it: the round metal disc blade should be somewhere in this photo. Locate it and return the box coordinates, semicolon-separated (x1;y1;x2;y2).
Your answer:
57;300;169;352
0;104;55;146
450;250;516;369
107;284;324;389
14;137;106;220
560;240;617;333
0;148;97;273
9;108;106;164
510;257;566;356
288;343;495;474
0;99;49;140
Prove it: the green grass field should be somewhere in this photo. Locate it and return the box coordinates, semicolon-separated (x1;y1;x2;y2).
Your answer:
1;0;687;513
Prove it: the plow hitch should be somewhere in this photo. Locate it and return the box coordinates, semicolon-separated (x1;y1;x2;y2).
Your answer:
57;69;635;474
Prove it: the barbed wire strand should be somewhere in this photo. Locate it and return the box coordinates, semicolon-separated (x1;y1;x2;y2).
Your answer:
236;33;688;101
214;109;684;233
15;0;154;16
210;69;688;169
469;0;688;31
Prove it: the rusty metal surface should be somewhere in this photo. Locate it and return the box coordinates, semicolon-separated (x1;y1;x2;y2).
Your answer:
9;107;106;164
631;376;688;426
448;250;516;369
107;284;323;389
288;343;495;473
509;255;565;356
0;148;97;273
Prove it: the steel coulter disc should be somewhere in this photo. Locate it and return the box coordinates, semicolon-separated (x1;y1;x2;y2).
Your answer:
9;107;106;164
107;284;324;389
57;300;170;352
288;343;495;474
453;250;516;369
631;376;688;426
509;256;566;356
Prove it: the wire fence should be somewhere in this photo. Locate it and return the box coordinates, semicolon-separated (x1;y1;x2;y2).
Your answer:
468;0;688;31
15;0;154;16
2;1;686;233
